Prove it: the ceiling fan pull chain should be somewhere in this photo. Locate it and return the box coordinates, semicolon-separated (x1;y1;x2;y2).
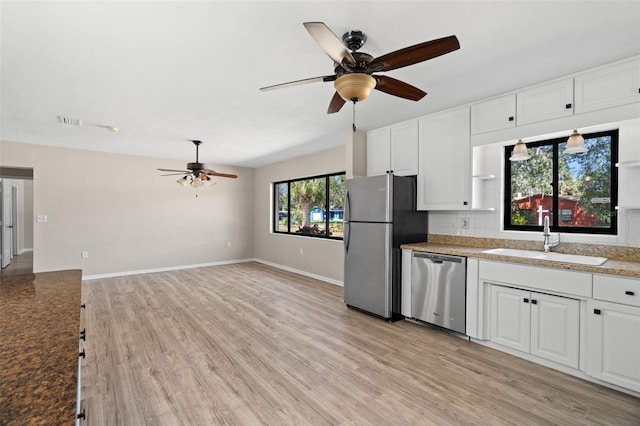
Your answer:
352;99;357;132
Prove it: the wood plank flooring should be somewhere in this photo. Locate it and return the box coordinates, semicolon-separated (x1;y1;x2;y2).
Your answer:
0;251;33;277
80;262;640;425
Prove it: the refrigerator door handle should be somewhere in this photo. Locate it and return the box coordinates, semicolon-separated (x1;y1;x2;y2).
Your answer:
344;223;350;252
345;190;351;222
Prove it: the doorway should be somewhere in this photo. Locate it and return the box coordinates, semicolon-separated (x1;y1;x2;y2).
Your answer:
0;167;34;276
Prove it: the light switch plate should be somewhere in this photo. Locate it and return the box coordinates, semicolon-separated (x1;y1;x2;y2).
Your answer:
36;215;48;223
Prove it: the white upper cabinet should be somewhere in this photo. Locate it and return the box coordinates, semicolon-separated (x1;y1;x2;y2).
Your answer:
516;78;574;126
470;94;516;135
366;122;418;176
417;107;470;210
390;121;419;176
366;127;391;176
575;57;640;114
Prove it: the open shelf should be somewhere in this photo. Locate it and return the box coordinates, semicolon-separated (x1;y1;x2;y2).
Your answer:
615;161;640;168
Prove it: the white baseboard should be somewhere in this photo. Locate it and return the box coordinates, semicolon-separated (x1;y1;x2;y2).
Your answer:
82;257;344;288
18;248;33;255
253;259;343;287
82;258;254;280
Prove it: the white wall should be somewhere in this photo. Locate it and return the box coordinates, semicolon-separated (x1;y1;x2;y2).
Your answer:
0;140;254;276
253;146;345;284
429;118;640;247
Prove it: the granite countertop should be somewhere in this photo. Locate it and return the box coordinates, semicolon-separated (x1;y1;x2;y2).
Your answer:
0;270;82;425
402;235;640;279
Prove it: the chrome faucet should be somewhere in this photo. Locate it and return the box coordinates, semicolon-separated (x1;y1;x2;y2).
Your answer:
543;216;560;252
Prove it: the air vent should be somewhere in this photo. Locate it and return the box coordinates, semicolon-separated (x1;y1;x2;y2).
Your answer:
57;116;82;126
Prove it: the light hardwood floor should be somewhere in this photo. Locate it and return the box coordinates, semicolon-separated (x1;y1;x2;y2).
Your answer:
0;251;33;277
81;262;640;425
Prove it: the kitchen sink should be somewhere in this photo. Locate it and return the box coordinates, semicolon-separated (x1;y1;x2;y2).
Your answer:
482;248;608;266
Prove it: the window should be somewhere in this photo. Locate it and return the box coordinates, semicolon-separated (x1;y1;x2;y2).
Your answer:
274;172;345;239
504;130;618;234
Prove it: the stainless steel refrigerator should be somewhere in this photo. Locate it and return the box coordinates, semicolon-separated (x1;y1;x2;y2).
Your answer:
343;174;428;320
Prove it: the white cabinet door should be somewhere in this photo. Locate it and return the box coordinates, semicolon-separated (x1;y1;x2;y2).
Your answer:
586;300;640;393
366;127;391;176
490;285;531;353
516;78;574;125
417;107;470;210
470;94;516;135
530;293;580;368
390;121;418;176
575;58;640;114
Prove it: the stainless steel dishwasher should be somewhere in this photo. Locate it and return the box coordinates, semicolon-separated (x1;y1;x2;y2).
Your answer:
411;252;466;334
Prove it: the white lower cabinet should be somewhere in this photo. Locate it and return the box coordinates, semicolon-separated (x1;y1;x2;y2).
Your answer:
490;285;580;369
586;299;640;393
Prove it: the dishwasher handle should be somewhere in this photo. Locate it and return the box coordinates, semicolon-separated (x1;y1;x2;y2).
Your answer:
413;252;465;264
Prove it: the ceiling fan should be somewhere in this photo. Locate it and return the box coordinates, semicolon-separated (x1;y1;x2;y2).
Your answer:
157;140;237;189
260;22;460;114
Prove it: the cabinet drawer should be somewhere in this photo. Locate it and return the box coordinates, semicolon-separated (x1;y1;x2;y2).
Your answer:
479;260;592;297
593;275;640;307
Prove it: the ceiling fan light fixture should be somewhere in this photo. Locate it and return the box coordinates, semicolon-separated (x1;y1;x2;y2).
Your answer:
565;130;587;154
334;73;376;102
176;176;190;187
509;139;531;161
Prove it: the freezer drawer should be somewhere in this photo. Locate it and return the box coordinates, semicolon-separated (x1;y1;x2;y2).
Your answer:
411;252;466;334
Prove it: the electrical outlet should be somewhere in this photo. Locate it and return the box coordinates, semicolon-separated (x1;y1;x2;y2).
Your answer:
227;242;232;248
299;248;304;255
36;215;48;223
81;251;89;259
461;218;469;229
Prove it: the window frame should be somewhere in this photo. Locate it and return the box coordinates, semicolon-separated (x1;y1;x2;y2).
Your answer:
273;171;345;240
503;129;619;235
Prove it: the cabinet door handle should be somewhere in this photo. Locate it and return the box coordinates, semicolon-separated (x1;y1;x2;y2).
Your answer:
625;291;635;296
523;298;529;303
77;409;86;420
508;116;514;122
594;309;601;315
81;303;86;309
79;349;86;359
565;103;572;109
80;328;86;341
531;299;537;304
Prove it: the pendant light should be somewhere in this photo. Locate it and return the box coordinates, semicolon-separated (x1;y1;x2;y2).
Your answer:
564;130;587;154
509;139;531;161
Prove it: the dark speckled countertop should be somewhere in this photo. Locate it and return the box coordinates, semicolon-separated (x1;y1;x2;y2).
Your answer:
402;235;640;279
0;270;82;426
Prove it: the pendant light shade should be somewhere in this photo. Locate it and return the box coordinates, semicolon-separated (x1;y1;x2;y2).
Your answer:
334;73;376;102
176;176;190;187
565;130;587;154
509;139;531;161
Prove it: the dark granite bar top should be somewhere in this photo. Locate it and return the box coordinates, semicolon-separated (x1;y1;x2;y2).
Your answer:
0;270;82;425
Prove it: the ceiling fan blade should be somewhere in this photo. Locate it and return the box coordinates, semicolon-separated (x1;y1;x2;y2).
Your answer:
161;173;189;176
260;75;336;91
327;91;346;114
368;35;460;72
374;75;427;101
158;168;190;173
203;169;238;179
303;22;356;67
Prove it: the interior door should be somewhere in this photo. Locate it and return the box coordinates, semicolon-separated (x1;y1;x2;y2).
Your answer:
1;179;13;268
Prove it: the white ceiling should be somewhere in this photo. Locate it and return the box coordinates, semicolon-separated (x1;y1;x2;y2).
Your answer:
2;1;639;168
